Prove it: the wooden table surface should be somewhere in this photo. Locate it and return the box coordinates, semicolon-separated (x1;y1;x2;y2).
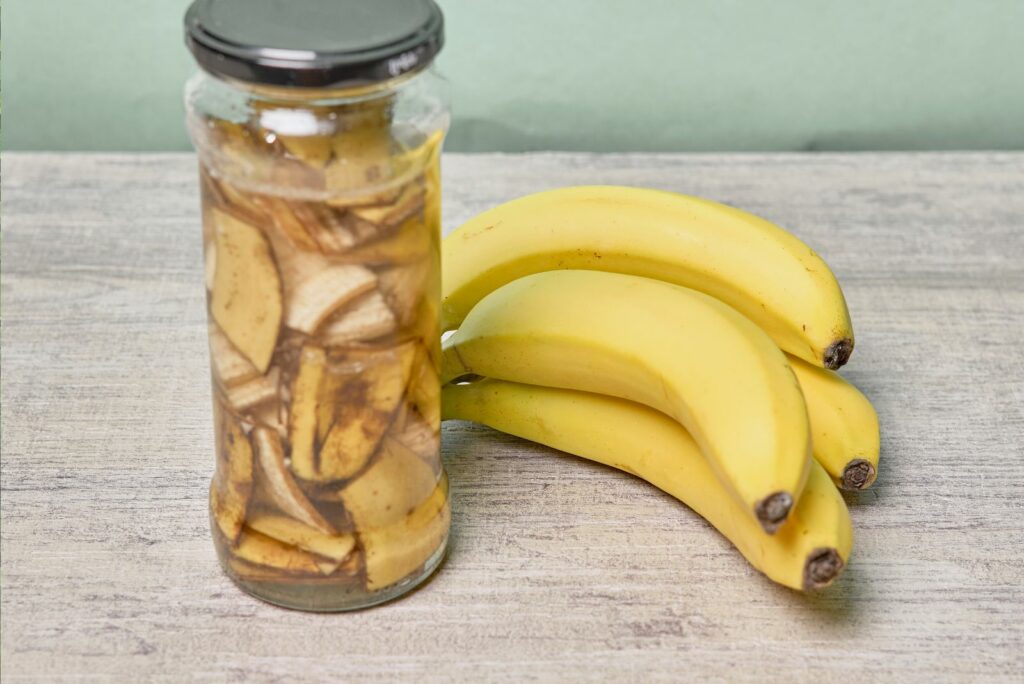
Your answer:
2;152;1023;682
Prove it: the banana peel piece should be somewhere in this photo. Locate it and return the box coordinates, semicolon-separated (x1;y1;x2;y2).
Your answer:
252;427;334;533
290;203;359;253
204;246;217;291
357;477;449;591
201;167;268;228
337;214;432;266
288;345;327;481
316;343;416;481
253;212;375;334
227;551;360;582
392;404;440;475
224;368;279;412
252;400;287;439
248;514;355;562
262;197;323;252
276;135;334;169
210;405;254;544
232;528;327;575
407;344;441;431
378;259;432;328
319;290;398;345
338;436;440;531
209;209;283;373
283;258;377;334
208;322;260;388
324;124;394;196
349;182;426;228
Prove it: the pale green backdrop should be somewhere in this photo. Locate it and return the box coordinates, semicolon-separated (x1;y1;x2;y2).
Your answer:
3;0;1023;152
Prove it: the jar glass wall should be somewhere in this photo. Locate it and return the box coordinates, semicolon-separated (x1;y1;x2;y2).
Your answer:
185;64;450;611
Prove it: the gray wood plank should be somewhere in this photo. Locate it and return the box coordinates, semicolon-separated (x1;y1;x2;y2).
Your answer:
2;152;1023;682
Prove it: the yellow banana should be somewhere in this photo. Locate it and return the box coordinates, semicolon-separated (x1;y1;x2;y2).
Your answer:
787;355;880;489
441;185;854;369
442;379;851;591
441;270;811;533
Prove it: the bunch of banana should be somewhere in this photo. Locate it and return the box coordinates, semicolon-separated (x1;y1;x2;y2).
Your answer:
439;186;880;592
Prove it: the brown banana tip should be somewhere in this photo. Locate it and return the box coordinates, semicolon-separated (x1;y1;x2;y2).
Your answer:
803;547;845;591
823;338;854;370
755;492;794;534
841;459;876;490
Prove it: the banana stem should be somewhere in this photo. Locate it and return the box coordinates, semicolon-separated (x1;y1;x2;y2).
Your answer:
754;492;794;533
803;548;845;591
840;459;876;490
823;338;854;370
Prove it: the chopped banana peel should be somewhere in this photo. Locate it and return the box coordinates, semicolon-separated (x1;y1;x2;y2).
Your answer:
262;197;322;251
316;343;417;481
407;346;441;431
315;548;362;578
285;263;377;334
276;134;334;168
248;513;355;562
208;322;260;388
289;203;359;253
233;528;324;575
360;479;449;591
288;345;327;481
204;245;217;291
227;551;361;582
339;435;439;531
209;209;283;373
205;119;263;174
252;427;334;533
201;103;451;601
225;371;279;412
251;401;287;439
378;259;431;327
393;404;440;468
326;185;402;209
337;214;432;266
392;130;444;181
320;290;397;345
315;559;343;576
211;406;255;544
350;181;426;227
202;160;270;228
325;125;394;195
315;365;345;445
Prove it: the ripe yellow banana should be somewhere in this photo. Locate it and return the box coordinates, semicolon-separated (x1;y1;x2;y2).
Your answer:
787;355;880;489
442;185;854;369
442;379;851;591
441;270;811;532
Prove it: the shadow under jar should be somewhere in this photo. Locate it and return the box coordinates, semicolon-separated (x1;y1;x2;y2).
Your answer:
184;0;451;611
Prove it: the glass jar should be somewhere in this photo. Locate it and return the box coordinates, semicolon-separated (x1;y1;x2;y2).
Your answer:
183;0;450;611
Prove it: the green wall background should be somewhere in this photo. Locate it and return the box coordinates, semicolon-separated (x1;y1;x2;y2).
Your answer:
3;0;1023;152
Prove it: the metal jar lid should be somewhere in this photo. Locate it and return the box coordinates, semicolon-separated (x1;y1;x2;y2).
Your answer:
184;0;444;89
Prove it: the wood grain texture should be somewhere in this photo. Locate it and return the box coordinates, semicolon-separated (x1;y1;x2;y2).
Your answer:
2;152;1023;682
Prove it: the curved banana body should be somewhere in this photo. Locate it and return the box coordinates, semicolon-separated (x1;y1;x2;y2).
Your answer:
442;379;851;591
787;355;880;489
441;186;854;369
441;270;811;532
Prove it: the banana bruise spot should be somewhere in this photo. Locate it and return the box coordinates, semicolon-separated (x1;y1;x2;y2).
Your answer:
754;491;794;534
803;547;845;591
823;338;853;370
841;459;876;490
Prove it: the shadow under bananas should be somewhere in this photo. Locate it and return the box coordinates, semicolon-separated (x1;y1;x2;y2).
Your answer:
441;420;866;622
